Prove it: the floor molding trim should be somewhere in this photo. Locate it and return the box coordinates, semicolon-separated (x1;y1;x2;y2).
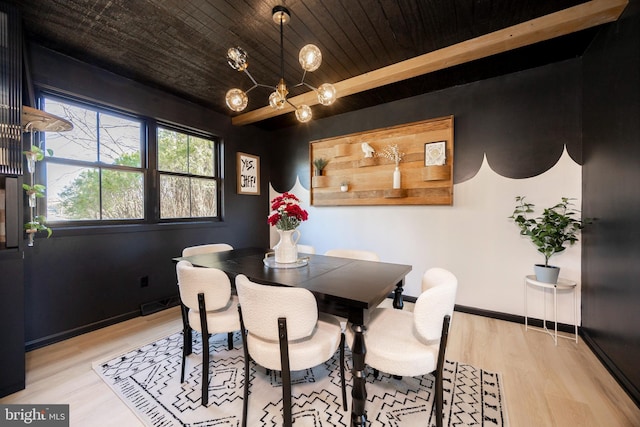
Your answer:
454;304;580;334
25;310;140;352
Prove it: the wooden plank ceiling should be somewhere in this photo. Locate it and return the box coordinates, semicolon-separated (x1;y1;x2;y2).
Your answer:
7;0;626;130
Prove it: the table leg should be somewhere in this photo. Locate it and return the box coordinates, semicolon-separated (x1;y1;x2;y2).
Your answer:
350;323;367;426
393;280;404;310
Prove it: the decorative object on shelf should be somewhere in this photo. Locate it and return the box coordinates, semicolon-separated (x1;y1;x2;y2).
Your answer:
340;181;349;192
424;141;446;166
313;157;329;176
237;152;260;195
378;144;405;189
21;106;73;246
224;5;336;123
361;142;375;158
268;192;309;263
509;196;590;283
310;116;454;206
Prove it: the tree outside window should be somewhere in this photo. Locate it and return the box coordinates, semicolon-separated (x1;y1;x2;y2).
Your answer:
43;97;144;221
158;127;217;219
40;95;219;224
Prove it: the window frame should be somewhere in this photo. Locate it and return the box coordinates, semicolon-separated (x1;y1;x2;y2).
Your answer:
35;91;223;229
155;122;223;222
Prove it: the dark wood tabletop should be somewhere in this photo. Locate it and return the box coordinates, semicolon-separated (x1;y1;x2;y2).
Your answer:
174;247;412;324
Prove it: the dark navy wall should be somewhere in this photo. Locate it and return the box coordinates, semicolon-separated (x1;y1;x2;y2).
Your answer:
582;0;640;405
23;45;271;348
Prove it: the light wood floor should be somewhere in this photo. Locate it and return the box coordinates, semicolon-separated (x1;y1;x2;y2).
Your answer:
2;306;639;426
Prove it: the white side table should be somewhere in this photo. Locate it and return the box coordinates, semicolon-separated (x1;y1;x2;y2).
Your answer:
524;275;578;345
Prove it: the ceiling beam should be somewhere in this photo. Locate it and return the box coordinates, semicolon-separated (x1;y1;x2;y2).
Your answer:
232;0;628;126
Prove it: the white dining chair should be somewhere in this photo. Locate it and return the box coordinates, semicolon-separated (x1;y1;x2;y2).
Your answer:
179;242;235;400
296;244;316;254
176;260;240;406
235;274;347;427
323;248;380;261
346;267;458;427
182;243;233;257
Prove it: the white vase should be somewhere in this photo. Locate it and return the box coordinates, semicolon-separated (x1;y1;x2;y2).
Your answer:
274;229;301;263
393;166;401;189
26;152;37;174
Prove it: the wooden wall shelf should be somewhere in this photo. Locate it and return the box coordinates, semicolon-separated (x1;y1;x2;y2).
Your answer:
310;116;454;206
422;165;451;181
311;175;331;188
384;189;408;198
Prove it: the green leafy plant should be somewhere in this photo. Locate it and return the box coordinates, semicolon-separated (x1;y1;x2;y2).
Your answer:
313;157;329;174
23;144;54;244
22;183;47;198
24;215;52;238
23;145;53;161
509;196;589;267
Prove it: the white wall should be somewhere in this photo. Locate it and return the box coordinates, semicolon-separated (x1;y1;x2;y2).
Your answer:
270;147;581;324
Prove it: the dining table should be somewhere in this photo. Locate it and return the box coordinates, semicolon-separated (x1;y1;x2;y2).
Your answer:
174;247;412;426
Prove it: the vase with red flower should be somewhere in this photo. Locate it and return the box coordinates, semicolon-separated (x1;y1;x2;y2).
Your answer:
268;192;309;263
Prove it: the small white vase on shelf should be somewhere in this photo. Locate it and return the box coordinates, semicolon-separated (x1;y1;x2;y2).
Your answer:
393;166;401;189
274;228;301;263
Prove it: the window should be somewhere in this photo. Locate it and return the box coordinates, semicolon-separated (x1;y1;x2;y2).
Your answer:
40;94;220;225
158;127;217;219
43;97;144;221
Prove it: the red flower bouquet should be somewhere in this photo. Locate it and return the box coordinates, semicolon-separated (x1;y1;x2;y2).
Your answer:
268;192;309;230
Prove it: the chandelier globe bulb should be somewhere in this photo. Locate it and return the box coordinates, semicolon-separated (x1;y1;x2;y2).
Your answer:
295;105;312;123
317;83;336;106
225;88;248;112
269;91;286;110
227;47;248;71
299;44;322;72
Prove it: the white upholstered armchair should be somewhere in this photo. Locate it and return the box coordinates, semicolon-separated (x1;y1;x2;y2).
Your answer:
235;274;347;427
346;267;458;427
176;260;240;406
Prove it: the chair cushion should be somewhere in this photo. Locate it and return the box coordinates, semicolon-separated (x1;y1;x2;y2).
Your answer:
247;313;342;371
188;295;240;334
346;308;439;377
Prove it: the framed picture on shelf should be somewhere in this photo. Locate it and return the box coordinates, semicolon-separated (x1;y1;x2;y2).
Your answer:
237;152;260;195
424;141;446;166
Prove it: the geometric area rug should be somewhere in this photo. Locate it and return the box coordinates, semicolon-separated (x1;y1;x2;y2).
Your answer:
93;331;508;427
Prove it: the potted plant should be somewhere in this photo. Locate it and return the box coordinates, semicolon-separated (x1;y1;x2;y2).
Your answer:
23;183;46;207
340;181;349;192
23;144;54;246
509;196;589;283
23;145;51;173
25;215;52;247
313;157;329;176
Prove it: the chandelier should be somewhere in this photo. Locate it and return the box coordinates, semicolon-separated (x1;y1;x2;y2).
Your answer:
225;5;336;123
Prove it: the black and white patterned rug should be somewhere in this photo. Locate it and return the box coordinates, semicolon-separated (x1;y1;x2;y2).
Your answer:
94;332;508;426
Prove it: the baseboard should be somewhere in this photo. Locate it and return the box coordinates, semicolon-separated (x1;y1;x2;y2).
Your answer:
453;304;579;335
581;329;640;408
25;310;140;351
140;296;181;316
